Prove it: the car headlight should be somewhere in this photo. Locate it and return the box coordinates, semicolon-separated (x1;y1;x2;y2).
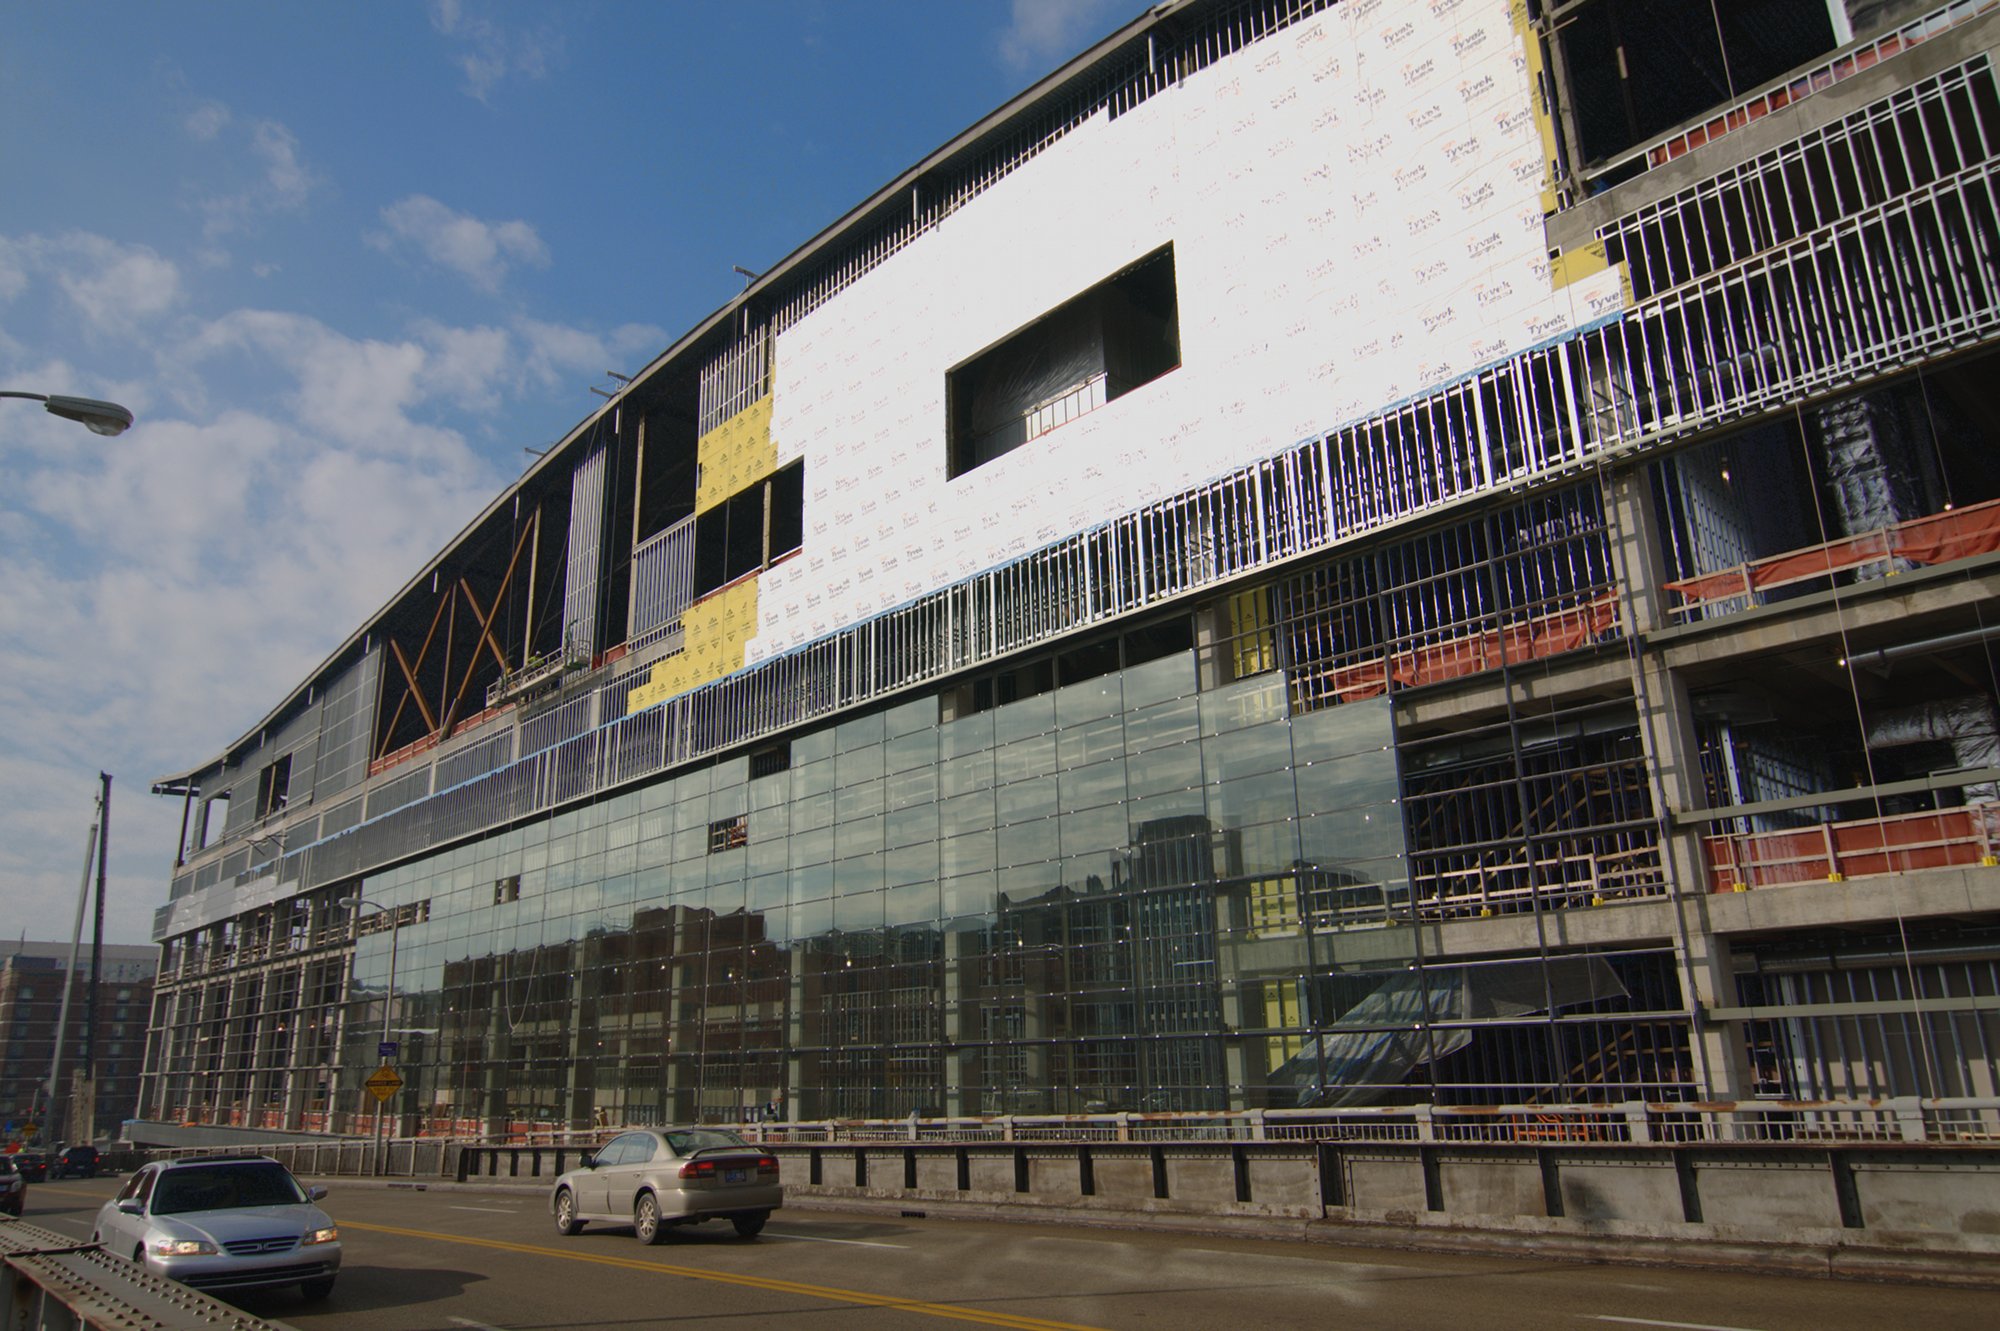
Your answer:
302;1226;339;1246
149;1238;218;1257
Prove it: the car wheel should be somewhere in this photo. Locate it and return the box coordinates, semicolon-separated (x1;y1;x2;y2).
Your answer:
732;1211;767;1239
301;1276;336;1302
554;1187;584;1236
634;1192;664;1245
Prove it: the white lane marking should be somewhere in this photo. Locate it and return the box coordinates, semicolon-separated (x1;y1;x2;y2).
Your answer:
447;1205;518;1213
448;1319;509;1331
1592;1311;1768;1319
765;1231;910;1249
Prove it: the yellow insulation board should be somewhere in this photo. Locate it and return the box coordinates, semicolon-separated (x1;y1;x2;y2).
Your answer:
695;396;775;514
625;578;761;714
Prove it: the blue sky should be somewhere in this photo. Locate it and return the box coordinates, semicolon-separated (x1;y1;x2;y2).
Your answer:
0;0;1134;947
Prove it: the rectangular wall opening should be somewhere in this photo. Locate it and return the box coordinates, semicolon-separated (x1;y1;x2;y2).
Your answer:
947;243;1180;478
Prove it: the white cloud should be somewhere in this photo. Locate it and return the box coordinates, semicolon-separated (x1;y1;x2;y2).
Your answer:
429;0;562;103
0;300;509;945
182;308;476;460
0;237;26;302
0;218;664;945
185;100;230;141
54;236;182;336
370;194;551;294
0;233;182;337
197;113;317;240
416;320;514;410
997;0;1127;72
250;122;312;213
515;316;664;390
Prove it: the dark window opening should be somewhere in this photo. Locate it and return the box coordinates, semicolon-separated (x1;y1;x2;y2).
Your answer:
749;744;791;779
769;461;804;559
724;487;765;583
1556;0;1839;168
254;756;290;820
494;875;521;904
691;461;805;600
1057;640;1122;687
636;383;700;544
709;816;748;854
940;617;1195;720
194;794;228;852
947;244;1180;478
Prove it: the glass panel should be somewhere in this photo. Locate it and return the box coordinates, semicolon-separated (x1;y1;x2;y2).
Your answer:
994;731;1058;785
1200;674;1289;736
939;788;995;835
1122;648;1196;710
1055;673;1121;727
995;775;1059;826
836;712;886;751
885;696;934;738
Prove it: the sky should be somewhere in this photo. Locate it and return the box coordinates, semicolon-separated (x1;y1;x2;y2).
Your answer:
0;0;1135;949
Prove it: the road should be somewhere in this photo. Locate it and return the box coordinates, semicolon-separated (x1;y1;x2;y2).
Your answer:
15;1173;1995;1330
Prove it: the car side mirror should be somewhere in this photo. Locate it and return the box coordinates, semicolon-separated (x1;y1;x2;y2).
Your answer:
580;1152;596;1169
307;1185;328;1201
116;1200;144;1215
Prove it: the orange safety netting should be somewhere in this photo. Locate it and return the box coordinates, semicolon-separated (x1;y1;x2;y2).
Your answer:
1704;805;2000;892
1303;594;1620;703
1666;498;2000;608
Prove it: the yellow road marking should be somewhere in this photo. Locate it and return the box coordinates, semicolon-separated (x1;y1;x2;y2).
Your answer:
343;1220;1113;1331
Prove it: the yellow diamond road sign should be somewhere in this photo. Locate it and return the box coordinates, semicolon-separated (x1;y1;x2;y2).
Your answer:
364;1065;403;1103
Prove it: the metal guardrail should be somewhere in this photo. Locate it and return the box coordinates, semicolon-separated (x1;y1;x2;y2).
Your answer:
715;1097;2000;1148
0;1219;284;1331
139;1096;2000;1167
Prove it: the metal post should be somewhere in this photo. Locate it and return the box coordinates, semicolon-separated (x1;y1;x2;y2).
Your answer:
83;772;110;1142
40;798;101;1142
372;913;400;1176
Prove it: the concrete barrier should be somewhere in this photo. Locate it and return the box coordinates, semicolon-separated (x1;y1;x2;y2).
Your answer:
141;1125;2000;1278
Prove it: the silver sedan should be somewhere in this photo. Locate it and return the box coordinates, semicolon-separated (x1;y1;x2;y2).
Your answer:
551;1128;782;1242
94;1155;341;1300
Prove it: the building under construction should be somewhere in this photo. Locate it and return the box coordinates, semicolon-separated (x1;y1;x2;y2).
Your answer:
139;0;2000;1137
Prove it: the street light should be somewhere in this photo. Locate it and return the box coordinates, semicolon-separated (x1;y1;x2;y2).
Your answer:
339;895;401;1174
0;391;135;437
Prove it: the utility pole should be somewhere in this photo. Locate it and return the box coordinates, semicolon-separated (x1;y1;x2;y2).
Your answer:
81;772;109;1142
40;793;102;1143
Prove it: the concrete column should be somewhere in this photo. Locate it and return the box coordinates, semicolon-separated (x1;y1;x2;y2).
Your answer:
1604;468;1752;1101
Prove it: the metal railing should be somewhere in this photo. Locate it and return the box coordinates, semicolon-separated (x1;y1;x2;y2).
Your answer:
1666;497;2000;617
1704;804;2000;890
1599;0;2000;182
0;1219;284;1331
140;1096;2000;1165
717;1097;2000;1148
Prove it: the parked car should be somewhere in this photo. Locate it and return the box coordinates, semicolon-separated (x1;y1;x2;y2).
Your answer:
93;1155;339;1301
10;1151;49;1183
54;1144;102;1179
550;1127;782;1243
0;1156;23;1216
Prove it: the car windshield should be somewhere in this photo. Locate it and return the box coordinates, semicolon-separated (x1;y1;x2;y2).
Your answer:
663;1129;750;1155
150;1164;305;1215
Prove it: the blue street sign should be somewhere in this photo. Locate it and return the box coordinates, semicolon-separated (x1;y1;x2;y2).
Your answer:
379;1041;399;1058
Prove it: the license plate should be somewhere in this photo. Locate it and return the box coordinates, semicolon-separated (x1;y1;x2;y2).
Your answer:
724;1168;746;1183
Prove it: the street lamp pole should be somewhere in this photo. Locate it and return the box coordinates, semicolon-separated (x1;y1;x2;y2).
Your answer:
0;391;134;436
340;897;400;1175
